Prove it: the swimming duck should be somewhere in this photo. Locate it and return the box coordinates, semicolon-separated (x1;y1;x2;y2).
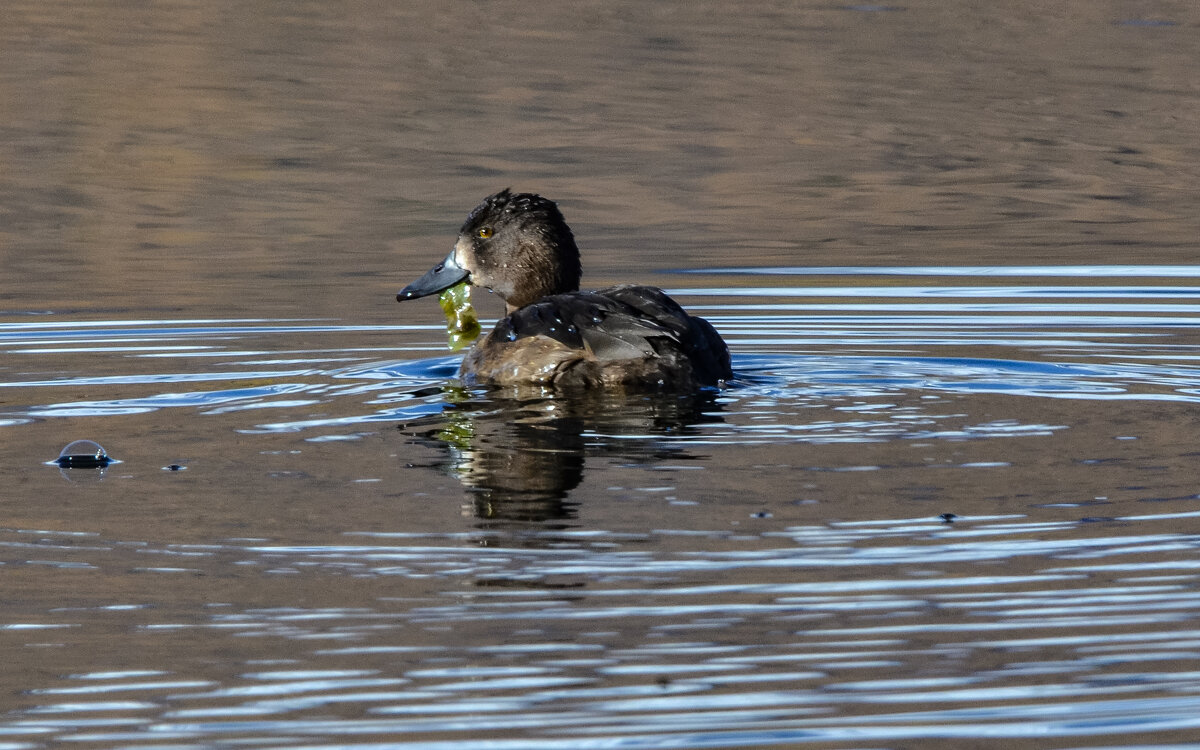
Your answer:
397;189;731;390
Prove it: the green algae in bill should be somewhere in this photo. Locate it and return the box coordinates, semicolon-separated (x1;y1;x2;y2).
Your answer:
438;281;481;351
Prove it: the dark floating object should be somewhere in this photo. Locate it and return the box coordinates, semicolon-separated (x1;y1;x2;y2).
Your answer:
164;464;186;472
939;513;957;523
55;440;112;469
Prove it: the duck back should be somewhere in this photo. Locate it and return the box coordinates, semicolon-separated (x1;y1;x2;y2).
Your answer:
461;284;731;390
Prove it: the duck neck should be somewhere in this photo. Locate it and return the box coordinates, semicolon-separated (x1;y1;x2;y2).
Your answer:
500;235;582;312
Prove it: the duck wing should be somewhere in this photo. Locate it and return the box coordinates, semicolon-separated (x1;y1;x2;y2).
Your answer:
599;285;731;386
495;287;673;357
491;285;731;386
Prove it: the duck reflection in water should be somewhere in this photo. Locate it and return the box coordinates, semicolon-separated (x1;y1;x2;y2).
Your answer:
400;387;724;529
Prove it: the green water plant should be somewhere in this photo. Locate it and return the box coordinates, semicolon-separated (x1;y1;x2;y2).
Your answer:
438;281;481;351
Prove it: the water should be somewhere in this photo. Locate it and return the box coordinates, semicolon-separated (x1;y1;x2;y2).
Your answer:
5;270;1200;748
5;1;1200;748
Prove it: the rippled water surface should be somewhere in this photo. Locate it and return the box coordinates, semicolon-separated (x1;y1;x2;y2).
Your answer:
5;269;1200;748
5;1;1200;748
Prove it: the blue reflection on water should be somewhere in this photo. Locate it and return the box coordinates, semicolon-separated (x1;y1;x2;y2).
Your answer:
3;269;1200;438
5;503;1200;748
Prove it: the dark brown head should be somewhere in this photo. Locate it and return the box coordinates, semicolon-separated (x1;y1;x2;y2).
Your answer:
397;189;582;313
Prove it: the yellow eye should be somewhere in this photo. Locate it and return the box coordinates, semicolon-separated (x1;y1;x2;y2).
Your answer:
477;226;493;239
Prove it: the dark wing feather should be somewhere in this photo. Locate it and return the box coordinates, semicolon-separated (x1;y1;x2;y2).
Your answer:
489;285;731;387
597;286;731;383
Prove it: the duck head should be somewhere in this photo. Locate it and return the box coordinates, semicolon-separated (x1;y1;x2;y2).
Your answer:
397;189;582;314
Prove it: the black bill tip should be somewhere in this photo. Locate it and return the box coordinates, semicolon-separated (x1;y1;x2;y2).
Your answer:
397;251;469;302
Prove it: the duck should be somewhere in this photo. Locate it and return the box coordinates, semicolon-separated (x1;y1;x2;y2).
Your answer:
396;189;731;390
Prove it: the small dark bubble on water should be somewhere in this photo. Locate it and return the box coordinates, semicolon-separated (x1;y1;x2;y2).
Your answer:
750;511;773;519
52;440;112;469
55;454;111;469
163;464;186;472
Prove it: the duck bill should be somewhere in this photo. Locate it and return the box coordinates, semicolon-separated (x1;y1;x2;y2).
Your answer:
397;250;470;302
